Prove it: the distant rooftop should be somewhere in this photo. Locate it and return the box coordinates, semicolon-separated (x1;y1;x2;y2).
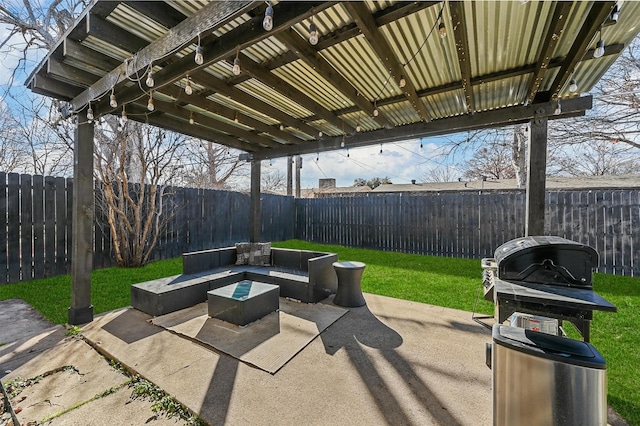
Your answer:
372;174;640;193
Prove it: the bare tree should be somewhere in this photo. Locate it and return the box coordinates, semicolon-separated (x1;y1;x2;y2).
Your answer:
180;140;247;189
0;0;83;88
94;118;185;267
421;165;460;183
0;101;26;172
262;169;286;194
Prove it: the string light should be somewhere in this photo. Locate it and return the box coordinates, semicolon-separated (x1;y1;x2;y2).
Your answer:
233;48;241;76
399;75;406;88
234;112;239;123
569;78;578;93
195;34;204;65
594;37;605;59
145;67;154;87
184;76;193;95
610;4;620;23
86;103;94;122
109;87;117;108
189;111;195;125
554;100;562;115
356;124;362;132
340;140;345;148
318;131;323;138
147;92;155;111
263;2;274;31
120;106;128;124
439;22;447;38
279;124;285;131
373;101;379;117
309;17;319;46
379;144;383;154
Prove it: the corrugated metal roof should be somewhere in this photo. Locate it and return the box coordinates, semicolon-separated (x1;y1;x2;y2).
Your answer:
26;1;640;158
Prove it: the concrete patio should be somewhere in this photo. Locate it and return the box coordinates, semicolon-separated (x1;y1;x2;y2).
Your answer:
2;293;494;425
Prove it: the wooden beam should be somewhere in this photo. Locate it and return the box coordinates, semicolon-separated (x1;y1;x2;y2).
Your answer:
278;28;394;129
343;2;431;121
30;74;83;100
249;159;261;242
190;71;318;138
63;39;121;75
525;2;574;105
93;2;327;118
69;119;94;325
236;52;354;133
159;84;302;144
253;96;592;159
123;104;259;152
547;2;615;100
63;0;257;117
525;116;548;236
47;58;97;88
86;13;149;54
449;1;475;113
145;98;284;149
122;1;188;29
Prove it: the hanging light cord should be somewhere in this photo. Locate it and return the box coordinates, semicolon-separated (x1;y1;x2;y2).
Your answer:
371;3;445;107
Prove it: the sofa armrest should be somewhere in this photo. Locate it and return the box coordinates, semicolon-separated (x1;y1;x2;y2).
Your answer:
308;253;338;296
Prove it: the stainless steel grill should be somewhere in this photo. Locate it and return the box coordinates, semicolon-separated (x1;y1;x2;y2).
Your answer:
481;236;616;341
482;236;617;426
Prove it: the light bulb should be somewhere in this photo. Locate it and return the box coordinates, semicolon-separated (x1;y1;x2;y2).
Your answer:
399;76;406;88
340;141;345;148
120;107;127;124
147;94;154;111
309;23;318;45
611;5;619;23
356;124;361;132
373;108;379;117
145;70;154;87
569;79;578;93
86;104;94;122
554;103;562;115
189;114;195;125
109;93;117;109
233;57;241;76
184;79;193;95
263;4;273;31
279;124;285;131
439;22;446;38
195;45;204;65
318;131;323;138
594;39;605;58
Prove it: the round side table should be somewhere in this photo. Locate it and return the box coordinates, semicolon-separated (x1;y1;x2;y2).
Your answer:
333;261;366;307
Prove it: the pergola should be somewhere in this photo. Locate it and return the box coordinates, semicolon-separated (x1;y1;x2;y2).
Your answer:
25;0;640;324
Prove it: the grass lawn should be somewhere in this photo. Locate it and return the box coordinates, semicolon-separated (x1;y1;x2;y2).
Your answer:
0;240;637;425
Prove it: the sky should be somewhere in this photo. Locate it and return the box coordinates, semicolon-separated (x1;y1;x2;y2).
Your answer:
261;137;462;189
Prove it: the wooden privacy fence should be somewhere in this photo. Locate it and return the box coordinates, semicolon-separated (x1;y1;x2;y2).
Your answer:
295;190;640;276
1;172;295;283
1;171;638;283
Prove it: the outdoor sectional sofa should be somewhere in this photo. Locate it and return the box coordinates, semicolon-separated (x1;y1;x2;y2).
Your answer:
131;245;339;316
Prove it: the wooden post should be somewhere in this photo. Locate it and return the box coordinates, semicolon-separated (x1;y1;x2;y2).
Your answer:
295;155;302;198
69;118;94;325
250;159;261;242
286;155;293;196
525;117;548;236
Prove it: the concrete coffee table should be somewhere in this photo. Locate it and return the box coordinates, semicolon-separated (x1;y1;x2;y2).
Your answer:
208;280;279;326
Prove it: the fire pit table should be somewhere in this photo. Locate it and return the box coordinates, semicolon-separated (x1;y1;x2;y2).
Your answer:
208;280;279;326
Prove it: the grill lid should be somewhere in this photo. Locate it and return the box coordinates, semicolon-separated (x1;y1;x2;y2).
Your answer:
494;236;598;287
